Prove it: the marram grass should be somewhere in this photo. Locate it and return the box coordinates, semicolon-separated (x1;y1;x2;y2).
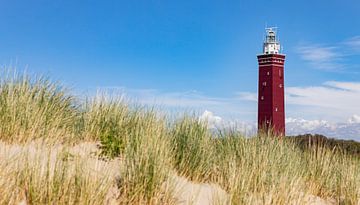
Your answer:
0;71;78;143
0;70;359;204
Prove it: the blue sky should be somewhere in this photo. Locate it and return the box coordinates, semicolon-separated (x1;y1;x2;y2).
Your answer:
1;0;360;139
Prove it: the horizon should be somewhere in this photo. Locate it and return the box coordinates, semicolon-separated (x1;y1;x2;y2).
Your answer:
1;1;360;141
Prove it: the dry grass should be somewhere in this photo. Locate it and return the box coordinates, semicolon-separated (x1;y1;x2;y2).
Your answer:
0;70;359;204
0;141;115;204
0;70;78;143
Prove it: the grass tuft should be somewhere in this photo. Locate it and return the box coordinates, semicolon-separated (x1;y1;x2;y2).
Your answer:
0;70;359;204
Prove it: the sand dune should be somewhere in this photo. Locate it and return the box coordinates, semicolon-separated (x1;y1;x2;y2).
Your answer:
0;141;349;205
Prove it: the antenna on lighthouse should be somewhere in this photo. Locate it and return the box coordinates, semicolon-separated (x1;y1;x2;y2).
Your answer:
263;27;281;54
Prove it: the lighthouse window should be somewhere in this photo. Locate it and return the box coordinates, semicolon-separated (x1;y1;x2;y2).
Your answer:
275;107;278;112
261;96;264;100
279;84;282;88
267;72;270;76
262;82;267;86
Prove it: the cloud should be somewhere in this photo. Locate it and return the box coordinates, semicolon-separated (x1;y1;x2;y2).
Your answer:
286;81;360;117
297;45;339;62
199;110;223;129
296;45;343;71
199;110;257;135
286;118;332;133
344;36;360;51
286;116;360;141
296;36;360;71
348;114;360;124
237;92;257;102
286;118;330;131
324;81;360;91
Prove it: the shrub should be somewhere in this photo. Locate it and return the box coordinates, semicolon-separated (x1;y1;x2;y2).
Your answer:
287;134;360;157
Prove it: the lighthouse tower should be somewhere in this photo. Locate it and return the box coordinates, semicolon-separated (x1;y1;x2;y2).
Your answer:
257;28;285;135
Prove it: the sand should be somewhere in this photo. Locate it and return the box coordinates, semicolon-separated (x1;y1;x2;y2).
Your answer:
0;141;349;205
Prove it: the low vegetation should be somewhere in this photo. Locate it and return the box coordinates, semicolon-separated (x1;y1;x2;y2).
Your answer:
0;70;359;204
287;134;360;157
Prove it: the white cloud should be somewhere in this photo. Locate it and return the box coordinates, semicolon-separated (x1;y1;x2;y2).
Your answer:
344;36;360;51
348;114;360;124
286;116;360;141
296;36;360;71
199;110;223;129
296;45;343;71
286;118;330;131
237;92;257;102
324;81;360;92
285;81;360;119
199;110;257;135
297;45;339;62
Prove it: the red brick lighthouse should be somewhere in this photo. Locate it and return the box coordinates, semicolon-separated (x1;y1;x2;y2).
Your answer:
257;28;285;136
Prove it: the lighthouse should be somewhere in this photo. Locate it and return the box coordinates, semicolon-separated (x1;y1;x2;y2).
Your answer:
257;27;285;136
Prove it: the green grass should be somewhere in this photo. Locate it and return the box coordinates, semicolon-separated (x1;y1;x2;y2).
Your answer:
171;115;216;181
0;70;359;204
0;70;79;143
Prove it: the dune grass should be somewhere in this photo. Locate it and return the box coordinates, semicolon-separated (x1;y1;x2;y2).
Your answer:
0;142;113;204
0;70;359;204
0;70;79;143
